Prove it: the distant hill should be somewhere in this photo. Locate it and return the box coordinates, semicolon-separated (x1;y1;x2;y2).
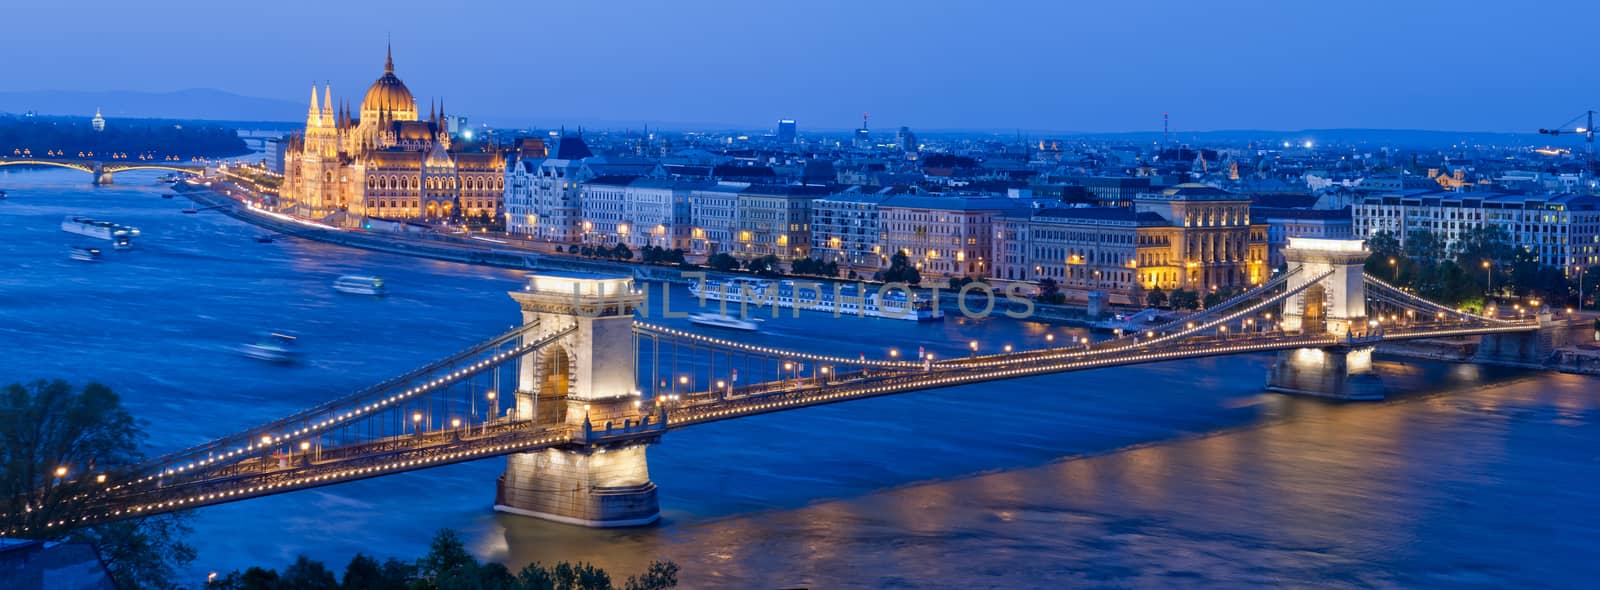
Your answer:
0;89;301;123
1058;128;1551;148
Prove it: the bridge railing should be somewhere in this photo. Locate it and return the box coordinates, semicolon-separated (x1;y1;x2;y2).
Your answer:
115;323;574;493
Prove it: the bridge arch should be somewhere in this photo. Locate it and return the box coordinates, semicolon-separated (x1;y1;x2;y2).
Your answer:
0;159;95;173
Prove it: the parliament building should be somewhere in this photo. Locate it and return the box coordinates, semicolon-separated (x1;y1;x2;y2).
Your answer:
281;45;504;224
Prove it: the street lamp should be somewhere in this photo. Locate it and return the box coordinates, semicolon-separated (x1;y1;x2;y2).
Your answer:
1003;344;1013;353
1045;333;1055;347
1388;257;1398;283
1482;260;1493;297
968;340;979;356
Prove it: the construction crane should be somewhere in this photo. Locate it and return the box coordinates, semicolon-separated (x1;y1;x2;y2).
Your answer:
1538;110;1596;189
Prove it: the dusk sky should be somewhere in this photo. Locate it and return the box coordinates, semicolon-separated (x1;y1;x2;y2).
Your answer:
8;0;1597;132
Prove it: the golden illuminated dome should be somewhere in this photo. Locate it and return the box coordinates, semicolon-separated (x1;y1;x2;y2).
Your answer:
360;45;417;119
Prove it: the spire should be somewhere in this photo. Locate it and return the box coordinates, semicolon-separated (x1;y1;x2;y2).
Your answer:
307;84;321;126
321;83;334;127
385;38;394;74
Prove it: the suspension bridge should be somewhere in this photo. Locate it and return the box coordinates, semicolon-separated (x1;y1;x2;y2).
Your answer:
4;238;1569;535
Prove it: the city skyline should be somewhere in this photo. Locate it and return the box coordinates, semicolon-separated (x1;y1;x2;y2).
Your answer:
5;0;1597;132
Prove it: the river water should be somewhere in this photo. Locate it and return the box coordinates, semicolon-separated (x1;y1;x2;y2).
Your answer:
3;168;1598;589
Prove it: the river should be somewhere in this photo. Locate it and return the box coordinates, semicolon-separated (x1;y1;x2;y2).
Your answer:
3;167;1598;589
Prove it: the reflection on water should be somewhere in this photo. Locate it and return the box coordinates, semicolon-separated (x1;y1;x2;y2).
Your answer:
4;169;1599;588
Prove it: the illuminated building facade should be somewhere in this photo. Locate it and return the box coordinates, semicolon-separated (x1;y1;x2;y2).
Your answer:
281;45;504;223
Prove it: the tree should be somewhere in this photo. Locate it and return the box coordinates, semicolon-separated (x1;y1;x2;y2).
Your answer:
624;561;680;590
419;530;476;581
1404;229;1445;263
707;253;739;272
280;555;339;590
0;380;195;590
1145;287;1167;308
745;255;782;277
613;244;633;261
1169;289;1200;310
1202;291;1223;309
1037;277;1060;302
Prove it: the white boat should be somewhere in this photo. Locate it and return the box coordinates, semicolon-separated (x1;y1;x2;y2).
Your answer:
690;277;944;321
69;246;102;262
333;275;386;296
61;217;140;241
688;312;763;331
112;235;133;251
240;333;298;363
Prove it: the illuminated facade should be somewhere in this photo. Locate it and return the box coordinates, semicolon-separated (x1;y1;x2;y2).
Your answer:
993;184;1269;299
281;45;504;223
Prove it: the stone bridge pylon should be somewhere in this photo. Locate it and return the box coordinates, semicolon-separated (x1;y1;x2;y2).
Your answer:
494;272;663;527
1267;238;1384;400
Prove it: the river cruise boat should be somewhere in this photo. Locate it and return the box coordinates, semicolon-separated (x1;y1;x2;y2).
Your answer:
690;277;944;321
688;312;763;331
240;333;298;363
333;275;387;296
61;217;140;241
69;246;102;262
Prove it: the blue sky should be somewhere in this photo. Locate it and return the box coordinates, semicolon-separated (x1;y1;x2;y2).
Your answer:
7;0;1596;131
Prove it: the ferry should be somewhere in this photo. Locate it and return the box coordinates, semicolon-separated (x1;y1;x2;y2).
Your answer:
333;275;386;296
240;333;298;363
61;217;140;241
690;277;944;321
688;312;762;331
69;246;102;262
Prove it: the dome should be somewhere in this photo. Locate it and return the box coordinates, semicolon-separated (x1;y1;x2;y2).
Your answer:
360;47;416;117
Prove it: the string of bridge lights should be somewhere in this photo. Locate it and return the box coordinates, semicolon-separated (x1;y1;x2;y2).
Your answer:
112;326;574;492
7;431;576;536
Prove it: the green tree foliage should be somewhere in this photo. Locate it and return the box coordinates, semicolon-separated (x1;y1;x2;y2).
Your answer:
790;257;840;278
1169;289;1200;310
0;380;196;590
280;555;339;590
745;255;783;277
207;529;678;590
1145;287;1167;308
707;253;739;272
875;251;922;285
1035;277;1063;304
638;246;687;265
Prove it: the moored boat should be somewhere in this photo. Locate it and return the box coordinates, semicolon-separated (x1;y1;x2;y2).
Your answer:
690;277;944;321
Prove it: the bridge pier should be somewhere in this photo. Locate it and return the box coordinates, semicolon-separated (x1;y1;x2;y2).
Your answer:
496;441;660;527
494;272;662;527
1474;311;1563;368
92;162;113;185
1266;346;1387;401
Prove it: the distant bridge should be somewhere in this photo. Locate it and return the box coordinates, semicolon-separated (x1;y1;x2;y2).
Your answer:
0;158;207;184
1;238;1572;535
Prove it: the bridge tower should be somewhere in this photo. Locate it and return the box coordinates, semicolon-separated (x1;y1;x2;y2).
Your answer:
494;272;662;527
1268;238;1385;400
91;161;113;185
